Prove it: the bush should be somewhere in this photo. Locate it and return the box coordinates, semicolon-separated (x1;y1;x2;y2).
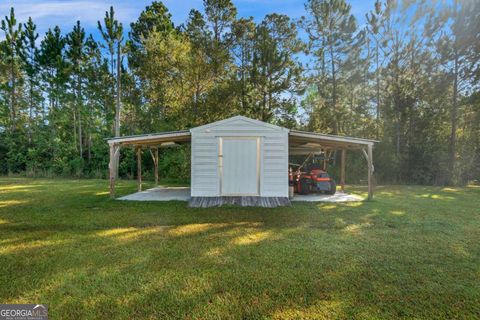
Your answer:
159;146;191;181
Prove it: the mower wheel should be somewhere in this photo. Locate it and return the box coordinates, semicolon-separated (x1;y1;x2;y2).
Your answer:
299;178;310;195
327;180;337;195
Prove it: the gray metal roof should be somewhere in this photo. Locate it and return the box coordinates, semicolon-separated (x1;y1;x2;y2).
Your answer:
105;118;378;149
290;130;378;144
107;130;191;145
289;130;378;154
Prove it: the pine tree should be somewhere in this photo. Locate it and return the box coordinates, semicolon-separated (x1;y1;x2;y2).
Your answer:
98;6;123;137
366;0;387;138
66;21;86;158
251;14;302;123
185;9;214;120
38;26;67;139
231;17;256;113
128;1;175;70
127;1;176;131
204;0;237;43
203;0;237;77
430;0;479;184
1;8;24;133
23;17;39;143
301;0;360;134
83;35;110;163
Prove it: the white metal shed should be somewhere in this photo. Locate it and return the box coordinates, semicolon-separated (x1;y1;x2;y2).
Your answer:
190;116;289;201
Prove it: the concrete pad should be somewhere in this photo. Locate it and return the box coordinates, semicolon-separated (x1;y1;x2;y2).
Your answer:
118;187;362;203
291;191;363;202
118;186;190;201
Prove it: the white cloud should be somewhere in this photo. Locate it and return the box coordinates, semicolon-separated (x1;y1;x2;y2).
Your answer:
0;0;140;40
1;0;138;23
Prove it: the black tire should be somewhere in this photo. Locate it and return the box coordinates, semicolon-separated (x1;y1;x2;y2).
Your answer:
299;178;310;195
327;180;337;195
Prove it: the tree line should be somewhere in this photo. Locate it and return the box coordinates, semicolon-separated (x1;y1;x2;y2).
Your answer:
0;0;479;185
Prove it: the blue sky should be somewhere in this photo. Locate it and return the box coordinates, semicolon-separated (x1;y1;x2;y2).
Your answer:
1;0;376;41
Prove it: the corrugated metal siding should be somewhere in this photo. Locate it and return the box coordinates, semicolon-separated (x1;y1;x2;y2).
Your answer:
191;117;288;197
261;133;289;197
191;135;219;196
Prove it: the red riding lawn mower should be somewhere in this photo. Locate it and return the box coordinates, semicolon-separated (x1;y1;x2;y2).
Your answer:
289;152;337;195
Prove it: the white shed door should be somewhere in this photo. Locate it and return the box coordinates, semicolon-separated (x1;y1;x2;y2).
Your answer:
221;138;259;196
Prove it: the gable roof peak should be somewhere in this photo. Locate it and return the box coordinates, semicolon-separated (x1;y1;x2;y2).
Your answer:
190;115;288;132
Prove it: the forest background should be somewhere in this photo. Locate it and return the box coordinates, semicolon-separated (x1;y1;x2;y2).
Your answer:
0;0;479;185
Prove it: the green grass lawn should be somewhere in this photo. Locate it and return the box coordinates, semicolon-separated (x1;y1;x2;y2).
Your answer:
0;178;479;319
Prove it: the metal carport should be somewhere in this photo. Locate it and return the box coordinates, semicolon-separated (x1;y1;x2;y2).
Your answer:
289;130;378;200
106;119;378;202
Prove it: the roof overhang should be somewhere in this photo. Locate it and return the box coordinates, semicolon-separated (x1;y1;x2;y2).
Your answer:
105;127;378;153
289;130;378;155
107;130;191;146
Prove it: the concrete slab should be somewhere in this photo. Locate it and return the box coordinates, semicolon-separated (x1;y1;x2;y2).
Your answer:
118;187;362;203
291;191;363;202
118;186;190;201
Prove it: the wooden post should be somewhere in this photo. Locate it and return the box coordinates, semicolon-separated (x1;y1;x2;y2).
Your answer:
340;149;346;192
154;148;159;185
109;144;120;198
149;148;159;186
367;144;374;200
109;144;116;198
137;146;142;192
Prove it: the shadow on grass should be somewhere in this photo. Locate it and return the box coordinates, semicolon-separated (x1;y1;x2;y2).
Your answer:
1;213;479;318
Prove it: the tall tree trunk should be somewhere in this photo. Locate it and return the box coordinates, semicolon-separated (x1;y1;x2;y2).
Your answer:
78;73;83;158
50;70;56;139
28;77;34;144
114;41;122;178
88;133;92;162
448;50;459;185
115;42;121;137
241;46;246;111
78;105;83;158
393;32;401;157
376;41;380;139
110;51;114;75
73;105;77;153
110;50;115;136
448;0;460;186
329;43;338;134
10;58;16;133
267;72;272;121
